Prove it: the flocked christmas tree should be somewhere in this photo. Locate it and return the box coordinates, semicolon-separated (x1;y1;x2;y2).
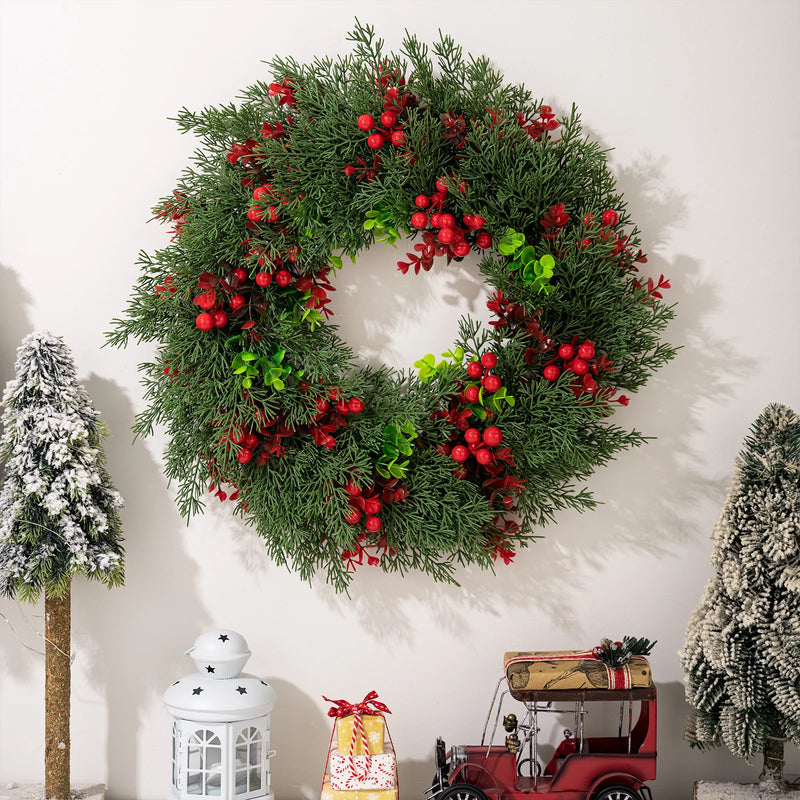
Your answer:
681;403;800;788
0;331;124;799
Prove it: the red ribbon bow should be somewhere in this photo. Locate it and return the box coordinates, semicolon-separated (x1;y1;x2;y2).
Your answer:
323;690;391;718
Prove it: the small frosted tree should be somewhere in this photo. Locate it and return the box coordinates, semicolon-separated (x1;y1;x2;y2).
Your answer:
0;331;124;799
681;403;800;788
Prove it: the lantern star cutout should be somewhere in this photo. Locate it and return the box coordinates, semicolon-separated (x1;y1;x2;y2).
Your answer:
192;687;203;695
236;686;247;695
219;634;229;642
206;665;215;673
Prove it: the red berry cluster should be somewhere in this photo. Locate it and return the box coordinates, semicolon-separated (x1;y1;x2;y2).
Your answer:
357;109;407;150
301;388;365;450
193;268;256;332
343;482;383;531
398;179;491;274
220;415;295;466
461;352;503;403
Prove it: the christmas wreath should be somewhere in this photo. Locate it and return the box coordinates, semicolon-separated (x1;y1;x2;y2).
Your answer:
109;23;675;591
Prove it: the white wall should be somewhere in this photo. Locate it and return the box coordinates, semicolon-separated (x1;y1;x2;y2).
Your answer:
1;0;798;797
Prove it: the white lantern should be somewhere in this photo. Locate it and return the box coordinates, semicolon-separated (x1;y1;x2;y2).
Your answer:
164;629;277;800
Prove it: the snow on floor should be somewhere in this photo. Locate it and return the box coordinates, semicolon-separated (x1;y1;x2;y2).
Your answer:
0;785;104;800
696;781;800;799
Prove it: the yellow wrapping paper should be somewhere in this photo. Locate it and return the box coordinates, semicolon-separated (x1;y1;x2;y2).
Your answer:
504;650;652;692
336;714;385;756
321;781;398;800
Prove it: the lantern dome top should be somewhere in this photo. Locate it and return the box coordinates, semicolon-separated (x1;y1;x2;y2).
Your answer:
186;628;251;678
163;671;277;722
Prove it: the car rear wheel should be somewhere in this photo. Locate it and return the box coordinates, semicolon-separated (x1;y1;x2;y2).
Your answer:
593;786;643;800
439;785;489;800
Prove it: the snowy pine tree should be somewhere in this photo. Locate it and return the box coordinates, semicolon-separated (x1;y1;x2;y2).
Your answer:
0;331;124;799
681;403;800;788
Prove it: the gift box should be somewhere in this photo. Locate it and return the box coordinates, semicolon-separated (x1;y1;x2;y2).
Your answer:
329;744;397;790
336;713;385;756
504;650;652;692
321;781;398;800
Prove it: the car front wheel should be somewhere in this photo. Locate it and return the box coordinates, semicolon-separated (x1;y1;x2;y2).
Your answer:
593;785;643;800
439;784;489;800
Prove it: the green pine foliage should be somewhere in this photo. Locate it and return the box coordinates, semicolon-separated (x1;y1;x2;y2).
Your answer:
681;404;800;782
107;22;675;590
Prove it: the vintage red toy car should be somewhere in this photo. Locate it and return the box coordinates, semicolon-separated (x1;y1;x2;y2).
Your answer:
427;649;656;800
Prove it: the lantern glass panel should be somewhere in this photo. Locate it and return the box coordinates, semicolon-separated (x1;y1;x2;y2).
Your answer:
187;729;223;796
235;726;262;794
172;722;178;789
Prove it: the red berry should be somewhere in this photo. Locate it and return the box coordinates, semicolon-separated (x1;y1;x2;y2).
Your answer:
256;271;273;287
195;312;214;331
243;433;259;450
543;365;560;381
275;270;292;287
415;194;430;209
471;215;485;229
229;294;246;311
483;374;502;392
345;482;362;497
267;206;280;223
234;267;247;282
364;497;381;515
391;129;406;146
430;191;447;207
475;232;492;249
570;358;589;376
439;213;455;228
458;180;468;194
344;506;361;524
336;400;351;415
452;240;470;257
558;344;575;360
438;227;455;244
365;515;382;533
196;293;215;311
213;311;228;328
602;209;619;226
462;214;474;228
481;352;498;370
451;445;469;463
247;207;263;222
583;213;596;227
467;360;483;378
429;213;442;228
237;448;253;464
411;212;428;229
367;133;385;150
253;185;270;201
464;385;480;403
474;448;492;466
435;177;449;193
357;113;375;131
315;397;329;414
578;343;595;360
578;238;592;250
348;397;365;414
464;428;481;444
380;111;397;127
482;426;503;447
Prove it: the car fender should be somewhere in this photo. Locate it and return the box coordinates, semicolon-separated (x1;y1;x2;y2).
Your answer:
588;772;644;797
452;761;502;795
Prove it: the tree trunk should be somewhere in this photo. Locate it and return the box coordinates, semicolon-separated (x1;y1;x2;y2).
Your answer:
45;584;71;799
760;720;786;789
